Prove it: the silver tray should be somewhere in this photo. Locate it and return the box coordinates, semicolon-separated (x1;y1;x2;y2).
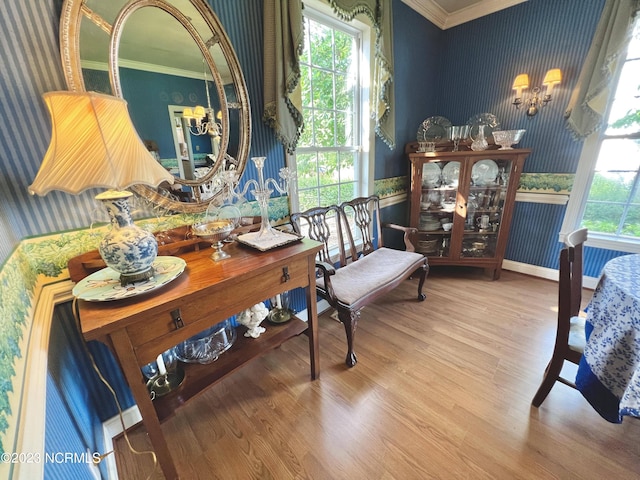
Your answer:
236;230;303;252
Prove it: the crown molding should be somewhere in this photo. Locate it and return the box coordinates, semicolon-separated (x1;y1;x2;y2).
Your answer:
401;0;449;29
401;0;528;30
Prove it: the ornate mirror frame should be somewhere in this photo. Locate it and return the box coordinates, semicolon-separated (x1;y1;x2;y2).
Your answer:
59;0;251;213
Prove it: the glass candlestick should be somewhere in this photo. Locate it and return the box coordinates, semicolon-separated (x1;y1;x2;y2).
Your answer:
220;156;296;239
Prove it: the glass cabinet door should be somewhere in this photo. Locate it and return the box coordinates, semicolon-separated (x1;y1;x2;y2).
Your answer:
460;157;512;258
416;160;460;258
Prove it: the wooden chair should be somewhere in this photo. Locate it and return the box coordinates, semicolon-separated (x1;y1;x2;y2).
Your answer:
532;228;588;407
291;196;428;367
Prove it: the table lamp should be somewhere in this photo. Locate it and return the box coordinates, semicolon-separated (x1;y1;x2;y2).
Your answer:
29;91;175;285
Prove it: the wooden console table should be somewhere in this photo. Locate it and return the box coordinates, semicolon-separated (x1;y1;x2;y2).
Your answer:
73;238;322;479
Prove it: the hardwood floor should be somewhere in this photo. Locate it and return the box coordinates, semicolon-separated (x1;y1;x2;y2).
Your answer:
114;267;640;479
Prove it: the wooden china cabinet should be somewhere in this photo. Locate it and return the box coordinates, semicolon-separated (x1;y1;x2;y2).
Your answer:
407;147;530;280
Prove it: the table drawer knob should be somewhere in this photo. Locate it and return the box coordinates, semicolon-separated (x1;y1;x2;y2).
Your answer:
171;309;185;329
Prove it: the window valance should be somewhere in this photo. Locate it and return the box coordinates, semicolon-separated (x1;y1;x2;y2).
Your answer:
263;0;305;154
326;0;395;149
565;0;640;139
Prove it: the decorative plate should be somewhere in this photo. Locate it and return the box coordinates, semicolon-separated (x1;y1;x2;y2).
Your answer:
72;256;186;301
467;113;501;142
422;162;442;187
417;116;452;142
471;159;500;186
441;161;460;186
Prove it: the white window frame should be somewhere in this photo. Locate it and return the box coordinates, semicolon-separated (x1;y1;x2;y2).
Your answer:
288;0;374;213
560;21;640;253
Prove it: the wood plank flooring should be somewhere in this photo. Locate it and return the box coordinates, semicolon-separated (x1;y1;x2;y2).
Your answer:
114;267;640;479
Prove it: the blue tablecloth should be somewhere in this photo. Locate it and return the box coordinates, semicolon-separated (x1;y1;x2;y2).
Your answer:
575;254;640;423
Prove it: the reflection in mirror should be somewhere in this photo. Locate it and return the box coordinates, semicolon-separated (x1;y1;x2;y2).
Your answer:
60;0;251;213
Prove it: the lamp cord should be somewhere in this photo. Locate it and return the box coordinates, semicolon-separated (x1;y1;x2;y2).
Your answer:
72;297;158;480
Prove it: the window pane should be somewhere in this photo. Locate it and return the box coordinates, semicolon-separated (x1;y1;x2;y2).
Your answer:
595;139;640;172
313;110;336;146
607;58;640;134
334;30;353;71
311;69;335;110
339;181;357;202
588;171;635;202
336;111;354;145
299;189;319;211
339;152;355;182
582;202;625;234
318;152;339;186
297;153;318;189
319;185;340;205
622;205;640;236
335;73;354;111
309;22;333;69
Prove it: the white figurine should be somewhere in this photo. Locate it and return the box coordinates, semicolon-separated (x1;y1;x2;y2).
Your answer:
237;302;269;338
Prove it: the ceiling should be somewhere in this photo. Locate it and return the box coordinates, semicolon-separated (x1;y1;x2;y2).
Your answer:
401;0;528;29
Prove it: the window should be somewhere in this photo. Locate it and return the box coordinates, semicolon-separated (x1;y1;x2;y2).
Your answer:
563;19;640;252
292;2;372;214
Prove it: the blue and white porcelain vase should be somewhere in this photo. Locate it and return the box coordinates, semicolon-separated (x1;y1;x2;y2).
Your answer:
96;190;157;285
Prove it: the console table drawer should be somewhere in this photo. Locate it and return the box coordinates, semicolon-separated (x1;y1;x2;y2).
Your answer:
127;256;310;362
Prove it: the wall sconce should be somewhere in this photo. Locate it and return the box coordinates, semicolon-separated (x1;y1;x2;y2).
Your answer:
512;69;562;116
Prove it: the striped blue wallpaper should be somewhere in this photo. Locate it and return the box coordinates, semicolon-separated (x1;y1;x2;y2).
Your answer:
437;0;605;174
435;0;616;270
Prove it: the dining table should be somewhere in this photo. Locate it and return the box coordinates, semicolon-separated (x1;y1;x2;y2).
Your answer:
575;253;640;423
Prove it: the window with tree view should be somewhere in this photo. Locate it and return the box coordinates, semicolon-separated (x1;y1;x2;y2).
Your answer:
296;11;361;212
581;20;640;240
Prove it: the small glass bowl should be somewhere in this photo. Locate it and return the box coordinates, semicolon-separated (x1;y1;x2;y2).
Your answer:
175;320;236;364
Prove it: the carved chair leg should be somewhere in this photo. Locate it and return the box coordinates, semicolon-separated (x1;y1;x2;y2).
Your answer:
337;308;360;368
417;263;428;302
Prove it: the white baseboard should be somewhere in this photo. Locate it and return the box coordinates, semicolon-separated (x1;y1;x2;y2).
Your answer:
101;406;142;480
502;259;598;289
292;298;331;322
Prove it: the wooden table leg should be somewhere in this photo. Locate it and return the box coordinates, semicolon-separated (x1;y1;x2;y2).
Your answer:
110;330;180;480
306;256;320;380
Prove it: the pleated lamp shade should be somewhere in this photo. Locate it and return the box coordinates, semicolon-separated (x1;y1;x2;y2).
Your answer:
29;91;174;196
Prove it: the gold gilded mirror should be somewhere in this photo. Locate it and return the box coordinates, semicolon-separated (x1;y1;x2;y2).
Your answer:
60;0;251;213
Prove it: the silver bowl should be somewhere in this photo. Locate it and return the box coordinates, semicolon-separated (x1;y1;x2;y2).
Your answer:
492;129;525;150
192;220;235;261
